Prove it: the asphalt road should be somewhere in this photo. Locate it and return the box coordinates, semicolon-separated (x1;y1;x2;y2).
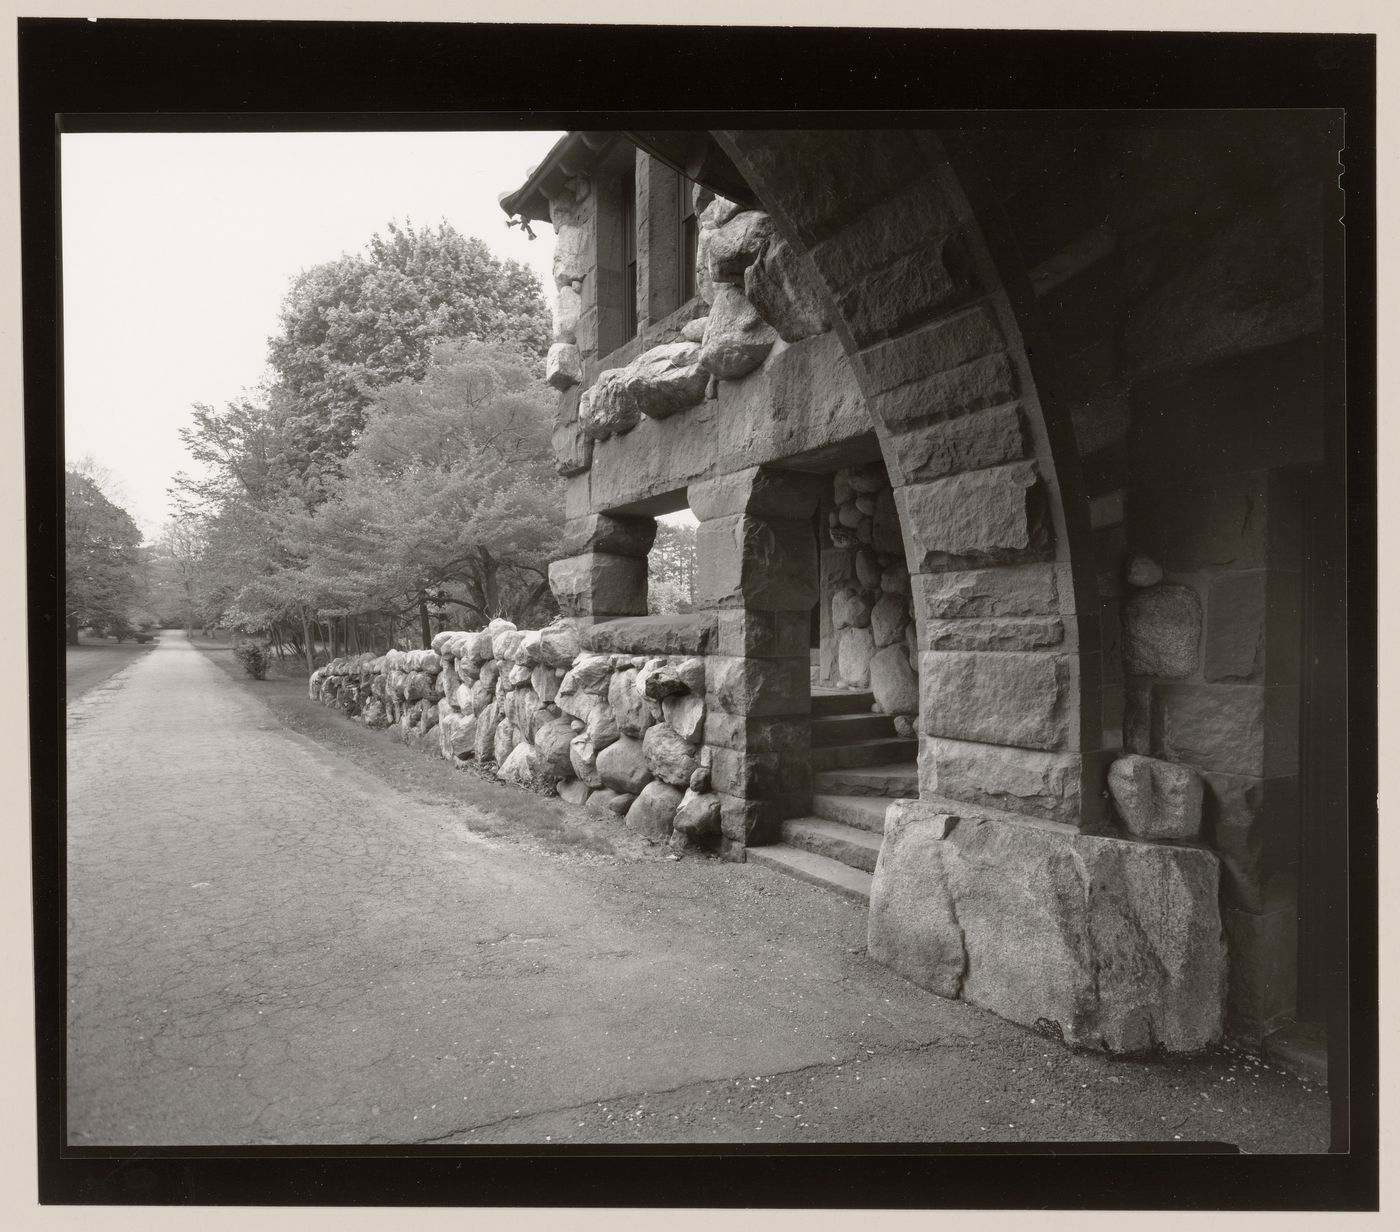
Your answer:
65;632;1331;1149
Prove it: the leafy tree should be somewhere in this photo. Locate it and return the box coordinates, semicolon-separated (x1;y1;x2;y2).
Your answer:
266;221;551;479
64;468;144;644
293;340;563;641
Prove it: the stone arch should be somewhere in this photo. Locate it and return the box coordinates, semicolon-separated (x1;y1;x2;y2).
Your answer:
713;130;1109;830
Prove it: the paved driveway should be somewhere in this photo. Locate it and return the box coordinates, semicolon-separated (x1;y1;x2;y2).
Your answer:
65;632;1329;1149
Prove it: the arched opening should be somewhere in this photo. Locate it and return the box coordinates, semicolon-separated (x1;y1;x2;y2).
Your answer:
713;129;1108;831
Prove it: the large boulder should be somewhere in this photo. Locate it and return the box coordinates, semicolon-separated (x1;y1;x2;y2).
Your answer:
556;653;614;722
624;781;684;844
639;660;689;701
530;663;560;703
674;657;706;692
559;653;613;696
504;685;543;736
491;627;525;663
867;801;1227;1053
1108;754;1204;840
546;342;582;390
608;667;653;739
539;623;581;667
743;235;829;342
662;692;705;744
706;210;776;283
642;723;699;788
438;711;477;760
832;588;874;630
623;342;709;419
838;626;877;688
869;645;919;716
513;631;543;667
586;788;623;819
474;702;500;761
596;735;652;795
492;716;522;766
467;630;496;661
534;718;577;780
497;740;544;789
870;593;910;648
556;778;591;806
584;700;620;752
699;284;776;379
673;788;721;842
699;191;743;230
579;368;641;441
569;734;603;788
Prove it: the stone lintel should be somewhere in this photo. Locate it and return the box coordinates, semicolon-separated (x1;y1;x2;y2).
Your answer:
689;464;826;521
548;552;648;620
563;512;659;558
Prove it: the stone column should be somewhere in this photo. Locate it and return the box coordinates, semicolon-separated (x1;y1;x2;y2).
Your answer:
690;466;823;854
548;512;656;625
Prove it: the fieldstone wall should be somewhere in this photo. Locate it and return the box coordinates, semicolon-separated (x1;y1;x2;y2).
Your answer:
307;616;729;855
818;461;919;730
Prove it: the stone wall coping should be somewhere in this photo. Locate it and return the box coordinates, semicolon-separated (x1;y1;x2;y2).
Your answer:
580;612;717;656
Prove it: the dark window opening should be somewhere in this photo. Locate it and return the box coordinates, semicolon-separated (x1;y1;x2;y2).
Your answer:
621;167;638;341
679;178;699;304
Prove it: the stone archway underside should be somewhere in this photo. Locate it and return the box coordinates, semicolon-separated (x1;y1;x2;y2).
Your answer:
714;129;1105;829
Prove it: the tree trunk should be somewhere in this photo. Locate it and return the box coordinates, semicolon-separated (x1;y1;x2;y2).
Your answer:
480;549;500;618
300;609;316;676
65;615;82;646
418;597;432;649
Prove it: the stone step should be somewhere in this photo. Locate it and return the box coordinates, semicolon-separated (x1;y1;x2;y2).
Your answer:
813;762;919;798
812;793;892;834
810;689;875;717
780;816;883;873
809;711;896;747
746;844;873;904
811;738;919;771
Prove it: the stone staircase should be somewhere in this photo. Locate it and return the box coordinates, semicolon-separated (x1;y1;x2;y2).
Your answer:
746;689;918;904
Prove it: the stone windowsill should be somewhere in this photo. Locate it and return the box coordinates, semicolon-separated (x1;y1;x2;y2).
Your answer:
589;296;708;385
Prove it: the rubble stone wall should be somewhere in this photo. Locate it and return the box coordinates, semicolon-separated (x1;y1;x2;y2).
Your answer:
307;616;730;855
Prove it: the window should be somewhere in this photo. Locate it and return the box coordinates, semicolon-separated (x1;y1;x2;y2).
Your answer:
679;177;699;304
621;167;638;341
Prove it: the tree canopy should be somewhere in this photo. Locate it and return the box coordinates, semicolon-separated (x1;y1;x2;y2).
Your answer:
171;213;562;665
266;221;552;481
65;468;144;643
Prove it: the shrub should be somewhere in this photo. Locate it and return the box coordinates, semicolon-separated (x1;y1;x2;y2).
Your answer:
233;641;269;680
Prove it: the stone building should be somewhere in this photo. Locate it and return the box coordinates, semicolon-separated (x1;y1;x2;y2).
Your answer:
498;118;1341;1057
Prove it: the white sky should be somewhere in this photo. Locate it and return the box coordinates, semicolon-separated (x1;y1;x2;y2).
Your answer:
60;129;563;538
